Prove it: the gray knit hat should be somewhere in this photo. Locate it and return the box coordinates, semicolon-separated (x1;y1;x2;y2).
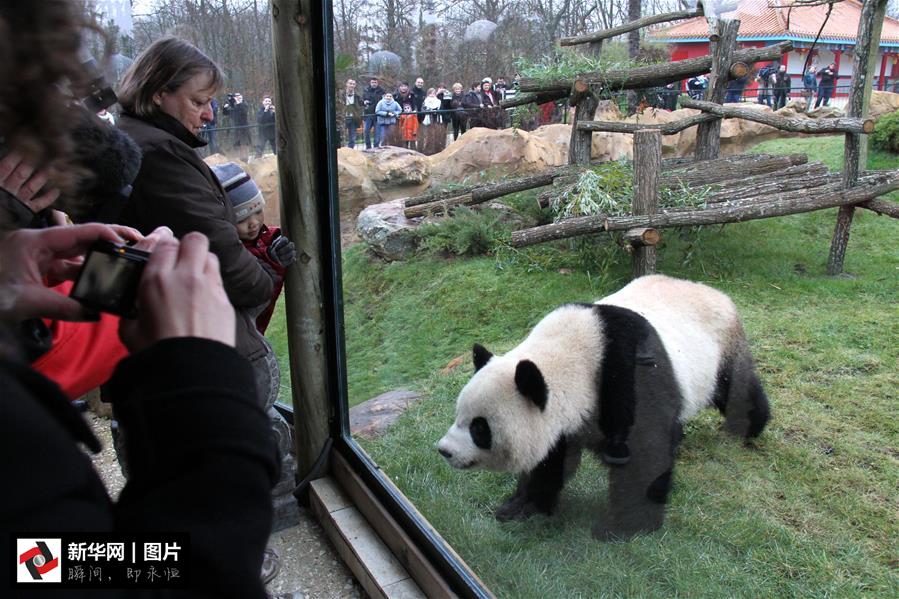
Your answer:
211;162;265;221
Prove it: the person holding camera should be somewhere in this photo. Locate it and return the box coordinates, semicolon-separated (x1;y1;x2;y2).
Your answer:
116;37;280;413
223;91;252;161
362;77;385;149
257;95;277;156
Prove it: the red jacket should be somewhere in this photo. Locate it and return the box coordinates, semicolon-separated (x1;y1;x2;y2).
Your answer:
242;224;286;333
31;281;128;400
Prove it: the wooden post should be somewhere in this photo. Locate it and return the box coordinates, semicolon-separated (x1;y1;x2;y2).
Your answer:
632;129;662;277
272;0;333;477
827;0;888;275
695;19;740;161
568;81;599;165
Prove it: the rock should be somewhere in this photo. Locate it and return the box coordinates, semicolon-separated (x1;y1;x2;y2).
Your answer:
365;146;431;195
356;198;420;261
429;126;568;181
869;90;899;119
807;105;845;119
349;390;423;439
481;201;526;228
337;147;381;211
776;99;810;118
594;100;623;122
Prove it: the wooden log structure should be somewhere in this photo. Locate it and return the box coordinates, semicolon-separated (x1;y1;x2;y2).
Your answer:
681;98;876;134
858;198;899;218
560;6;703;47
696;19;739;161
576;113;719;135
510;171;899;247
828;0;889;275
569;82;599;166
704;163;831;203
661;153;808;189
631;130;662;277
622;228;661;246
519;41;792;95
500;89;570;109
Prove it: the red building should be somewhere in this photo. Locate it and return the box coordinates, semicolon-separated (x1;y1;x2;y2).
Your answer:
648;0;899;96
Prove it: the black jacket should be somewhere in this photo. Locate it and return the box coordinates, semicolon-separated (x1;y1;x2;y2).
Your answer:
222;99;249;127
116;112;273;361
257;106;276;138
0;337;278;597
362;85;385;115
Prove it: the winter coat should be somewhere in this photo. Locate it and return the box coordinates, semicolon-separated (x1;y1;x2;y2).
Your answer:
242;224;286;334
818;67;837;88
772;71;791;92
222;98;249;126
411;86;426;115
257;106;276;139
340;92;364;122
803;72;818;91
362;84;385;115
375;98;402;125
116;112;274;361
399;113;419;141
422;96;442;125
0;335;278;599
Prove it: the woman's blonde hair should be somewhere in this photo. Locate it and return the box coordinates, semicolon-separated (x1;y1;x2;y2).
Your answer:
118;37;223;117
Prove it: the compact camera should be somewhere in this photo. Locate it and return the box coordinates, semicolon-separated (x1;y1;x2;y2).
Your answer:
70;241;150;318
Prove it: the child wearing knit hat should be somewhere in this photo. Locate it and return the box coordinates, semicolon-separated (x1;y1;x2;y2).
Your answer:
212;162;297;333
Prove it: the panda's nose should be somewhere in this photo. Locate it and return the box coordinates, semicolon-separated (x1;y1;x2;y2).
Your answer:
438;447;453;459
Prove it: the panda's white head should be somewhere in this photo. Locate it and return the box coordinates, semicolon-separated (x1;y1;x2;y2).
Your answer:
437;343;555;474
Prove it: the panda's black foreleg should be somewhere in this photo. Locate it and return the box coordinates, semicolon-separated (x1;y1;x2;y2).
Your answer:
495;436;579;521
719;348;771;439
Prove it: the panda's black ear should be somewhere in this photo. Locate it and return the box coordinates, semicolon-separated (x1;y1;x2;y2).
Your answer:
515;360;548;411
473;344;493;371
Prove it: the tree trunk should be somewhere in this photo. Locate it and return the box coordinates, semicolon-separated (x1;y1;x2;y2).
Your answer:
560;7;704;47
681;98;875;134
510;172;899;248
828;0;889;275
696;19;740;161
703;164;832;203
519;41;792;94
568;85;599;165
631;130;661;277
500;89;569;109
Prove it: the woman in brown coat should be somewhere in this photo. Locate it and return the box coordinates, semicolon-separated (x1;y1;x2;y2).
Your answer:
115;37;279;410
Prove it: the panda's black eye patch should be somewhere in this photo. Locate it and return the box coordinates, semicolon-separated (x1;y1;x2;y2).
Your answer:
470;417;492;450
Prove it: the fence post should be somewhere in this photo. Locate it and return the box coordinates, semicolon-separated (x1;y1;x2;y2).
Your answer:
695;19;740;161
631;129;662;278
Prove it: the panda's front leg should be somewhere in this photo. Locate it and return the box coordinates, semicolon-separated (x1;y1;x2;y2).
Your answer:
495;436;580;521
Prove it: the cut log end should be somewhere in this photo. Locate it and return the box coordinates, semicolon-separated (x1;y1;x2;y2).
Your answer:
862;119;875;134
623;227;661;247
729;61;749;78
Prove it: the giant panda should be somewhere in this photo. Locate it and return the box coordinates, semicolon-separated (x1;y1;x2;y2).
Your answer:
436;275;770;540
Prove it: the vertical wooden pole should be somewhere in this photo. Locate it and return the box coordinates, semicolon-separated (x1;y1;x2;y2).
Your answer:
632;129;662;278
272;0;333;476
695;19;740;161
568;81;599;165
827;0;888;275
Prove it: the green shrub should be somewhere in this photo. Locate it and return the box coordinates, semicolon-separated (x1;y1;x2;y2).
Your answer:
871;111;899;153
414;207;509;257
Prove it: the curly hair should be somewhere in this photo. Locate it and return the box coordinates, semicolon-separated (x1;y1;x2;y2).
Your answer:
0;0;100;194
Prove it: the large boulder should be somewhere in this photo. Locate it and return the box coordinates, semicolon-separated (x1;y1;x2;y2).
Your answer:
807;105;845;119
869;90;899;119
337;147;381;211
429;126;568;181
365;146;431;196
356;198;420;261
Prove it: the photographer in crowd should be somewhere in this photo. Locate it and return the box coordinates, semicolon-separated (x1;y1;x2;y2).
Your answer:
223;90;252;161
0;1;278;596
257;95;277;156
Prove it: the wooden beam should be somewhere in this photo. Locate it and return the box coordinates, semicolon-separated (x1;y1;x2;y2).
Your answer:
559;6;704;47
828;0;889;275
661;153;808;189
631;130;662;277
577;113;719;135
499;89;569;109
681;98;876;134
696;19;739;161
569;85;599;165
510;172;899;247
858;198;899;218
272;0;332;474
623;227;661;247
519;41;793;94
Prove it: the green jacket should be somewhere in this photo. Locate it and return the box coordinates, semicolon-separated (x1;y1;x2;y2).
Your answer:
340;92;364;122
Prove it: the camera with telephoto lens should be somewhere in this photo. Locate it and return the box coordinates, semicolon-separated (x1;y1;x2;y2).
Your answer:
70;241;150;318
77;57;118;113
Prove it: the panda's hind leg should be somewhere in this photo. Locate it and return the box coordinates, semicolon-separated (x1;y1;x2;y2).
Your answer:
495;436;581;521
715;346;770;439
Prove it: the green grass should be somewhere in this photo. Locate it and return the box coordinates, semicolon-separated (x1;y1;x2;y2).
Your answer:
268;136;899;597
